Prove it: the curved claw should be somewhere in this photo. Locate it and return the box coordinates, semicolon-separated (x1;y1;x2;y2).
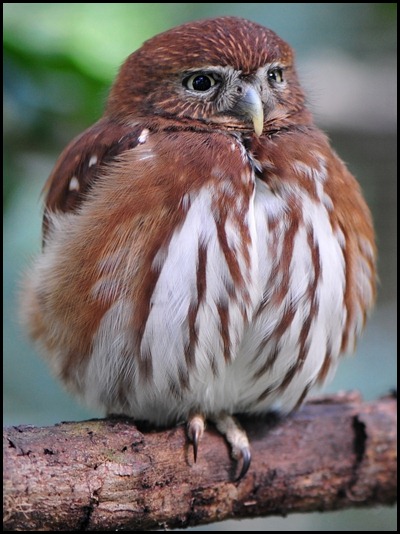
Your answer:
187;414;205;463
212;414;252;480
192;426;200;463
236;446;252;481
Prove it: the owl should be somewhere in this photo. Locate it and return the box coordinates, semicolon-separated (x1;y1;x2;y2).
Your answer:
22;16;376;479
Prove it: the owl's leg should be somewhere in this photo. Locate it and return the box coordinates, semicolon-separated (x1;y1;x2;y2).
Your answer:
212;413;251;480
187;413;205;463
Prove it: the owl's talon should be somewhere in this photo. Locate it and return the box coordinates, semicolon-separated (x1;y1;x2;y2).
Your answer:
192;431;199;463
212;414;252;479
236;446;251;481
187;414;205;463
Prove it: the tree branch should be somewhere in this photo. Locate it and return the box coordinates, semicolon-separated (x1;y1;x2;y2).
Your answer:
3;392;397;531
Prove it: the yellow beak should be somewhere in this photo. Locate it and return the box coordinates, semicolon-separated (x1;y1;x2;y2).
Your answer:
236;85;264;136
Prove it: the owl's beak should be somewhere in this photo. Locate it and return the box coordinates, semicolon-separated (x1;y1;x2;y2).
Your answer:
235;85;264;136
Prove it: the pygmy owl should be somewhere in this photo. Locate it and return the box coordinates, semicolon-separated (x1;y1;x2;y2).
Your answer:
22;16;376;479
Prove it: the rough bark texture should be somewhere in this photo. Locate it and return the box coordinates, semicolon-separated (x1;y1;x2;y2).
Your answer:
3;392;397;531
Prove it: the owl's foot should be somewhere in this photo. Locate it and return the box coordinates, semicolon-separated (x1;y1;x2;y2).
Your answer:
187;413;251;479
187;413;205;463
212;413;251;480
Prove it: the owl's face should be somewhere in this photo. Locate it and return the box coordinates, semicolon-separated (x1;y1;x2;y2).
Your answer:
107;17;307;135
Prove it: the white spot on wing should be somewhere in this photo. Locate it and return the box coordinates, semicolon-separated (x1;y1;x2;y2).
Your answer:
89;155;98;167
138;129;150;144
68;176;80;191
137;150;154;162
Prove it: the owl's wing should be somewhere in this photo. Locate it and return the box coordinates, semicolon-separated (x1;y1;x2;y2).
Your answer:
34;128;258;389
42;118;143;242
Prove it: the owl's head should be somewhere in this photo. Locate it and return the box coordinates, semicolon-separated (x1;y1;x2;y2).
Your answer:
107;17;310;135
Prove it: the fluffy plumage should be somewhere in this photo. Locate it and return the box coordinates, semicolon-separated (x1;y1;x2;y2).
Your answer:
22;17;376;479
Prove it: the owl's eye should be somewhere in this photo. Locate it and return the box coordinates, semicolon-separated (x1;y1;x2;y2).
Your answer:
267;67;284;84
183;73;218;92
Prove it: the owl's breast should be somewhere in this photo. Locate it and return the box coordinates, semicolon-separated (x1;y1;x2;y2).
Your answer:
228;173;347;412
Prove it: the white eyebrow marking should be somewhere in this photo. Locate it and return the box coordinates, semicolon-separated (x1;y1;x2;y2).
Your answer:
68;176;80;191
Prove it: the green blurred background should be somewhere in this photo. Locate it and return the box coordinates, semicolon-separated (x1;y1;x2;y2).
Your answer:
3;3;397;531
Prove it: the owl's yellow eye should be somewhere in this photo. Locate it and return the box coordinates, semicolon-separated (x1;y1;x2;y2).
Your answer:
267;67;284;84
184;73;217;92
